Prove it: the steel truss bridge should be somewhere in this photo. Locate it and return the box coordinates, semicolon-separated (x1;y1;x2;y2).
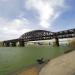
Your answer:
2;28;75;47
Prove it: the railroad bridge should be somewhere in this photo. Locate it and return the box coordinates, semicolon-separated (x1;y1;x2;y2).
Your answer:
2;28;75;47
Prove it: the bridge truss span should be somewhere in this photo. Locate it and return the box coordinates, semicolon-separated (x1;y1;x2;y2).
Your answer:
2;28;75;47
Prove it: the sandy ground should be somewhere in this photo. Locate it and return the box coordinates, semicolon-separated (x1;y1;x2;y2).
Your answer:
12;63;46;75
18;67;39;75
39;50;75;75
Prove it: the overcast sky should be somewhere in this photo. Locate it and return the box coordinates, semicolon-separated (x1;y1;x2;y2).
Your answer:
0;0;75;41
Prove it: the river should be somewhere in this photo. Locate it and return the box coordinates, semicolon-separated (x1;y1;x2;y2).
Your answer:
0;46;70;75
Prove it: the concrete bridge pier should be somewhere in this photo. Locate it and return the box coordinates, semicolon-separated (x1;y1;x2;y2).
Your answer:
2;42;5;47
11;42;16;47
3;42;10;47
3;41;17;47
55;37;59;46
19;41;25;47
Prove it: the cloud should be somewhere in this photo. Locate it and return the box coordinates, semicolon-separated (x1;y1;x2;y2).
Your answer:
0;17;32;41
0;0;69;41
25;0;67;28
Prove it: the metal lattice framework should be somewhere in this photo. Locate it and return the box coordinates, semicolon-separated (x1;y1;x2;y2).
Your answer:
19;30;54;41
56;28;75;38
2;28;75;47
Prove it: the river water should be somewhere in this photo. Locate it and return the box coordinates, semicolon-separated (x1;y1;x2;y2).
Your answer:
0;46;70;75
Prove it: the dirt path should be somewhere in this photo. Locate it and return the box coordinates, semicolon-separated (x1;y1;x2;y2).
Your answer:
39;50;75;75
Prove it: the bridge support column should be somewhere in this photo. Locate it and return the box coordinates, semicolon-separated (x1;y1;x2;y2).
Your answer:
4;42;10;47
3;42;5;47
19;41;24;47
11;42;16;47
55;37;59;46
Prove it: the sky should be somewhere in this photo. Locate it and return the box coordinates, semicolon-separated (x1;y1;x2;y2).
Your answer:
0;0;75;41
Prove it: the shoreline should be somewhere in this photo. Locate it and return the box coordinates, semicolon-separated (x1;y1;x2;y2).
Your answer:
11;61;48;75
39;50;75;75
11;49;74;75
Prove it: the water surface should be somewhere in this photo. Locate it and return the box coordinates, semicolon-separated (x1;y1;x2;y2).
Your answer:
0;46;70;75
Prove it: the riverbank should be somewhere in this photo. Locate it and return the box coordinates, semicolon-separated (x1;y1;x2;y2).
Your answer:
17;67;39;75
12;63;46;75
39;50;75;75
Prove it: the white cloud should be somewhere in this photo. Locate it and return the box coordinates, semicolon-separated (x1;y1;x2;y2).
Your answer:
25;0;67;28
0;0;68;41
0;17;32;41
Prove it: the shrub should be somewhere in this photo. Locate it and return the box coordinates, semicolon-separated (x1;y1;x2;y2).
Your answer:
69;38;75;49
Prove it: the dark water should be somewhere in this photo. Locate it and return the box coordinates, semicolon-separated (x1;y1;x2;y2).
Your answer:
0;46;70;75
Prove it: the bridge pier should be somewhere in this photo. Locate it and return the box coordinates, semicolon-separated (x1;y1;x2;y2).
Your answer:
3;42;17;47
11;42;16;47
3;42;5;46
19;41;24;47
3;42;10;47
55;37;59;46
